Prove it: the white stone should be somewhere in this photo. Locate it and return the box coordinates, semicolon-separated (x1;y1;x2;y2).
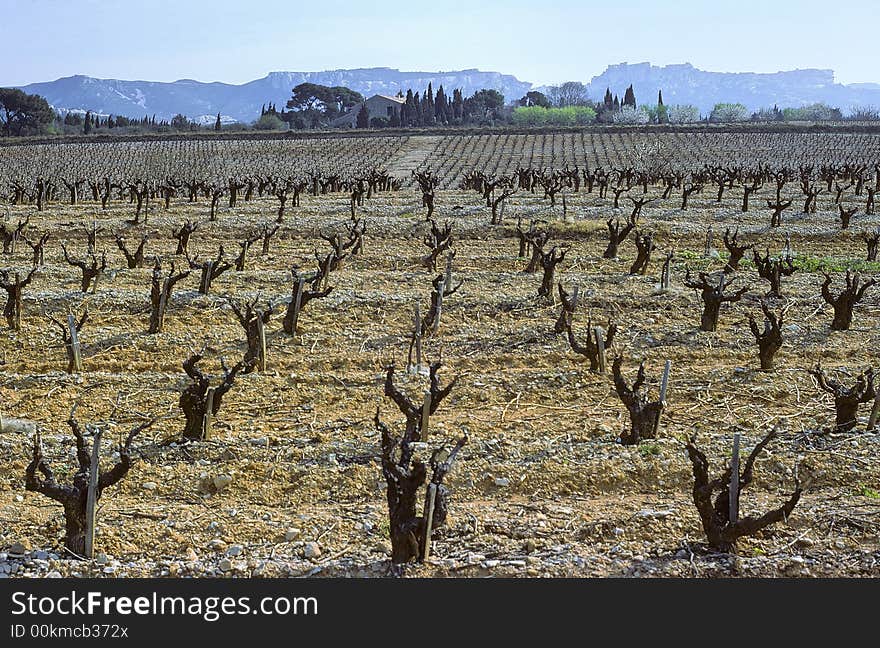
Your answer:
304;542;321;559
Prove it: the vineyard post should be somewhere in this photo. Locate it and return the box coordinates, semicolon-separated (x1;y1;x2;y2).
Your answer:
68;314;83;372
290;276;306;335
13;272;21;331
84;427;102;559
652;360;672;436
783;233;792;261
421;391;432;440
431;278;445;336
410;303;422;374
661;251;673;291
422;483;438;561
203;387;216;439
704;226;714;257
199;264;210;294
729;432;741;524
157;277;169;331
256;311;267;371
593;325;607;374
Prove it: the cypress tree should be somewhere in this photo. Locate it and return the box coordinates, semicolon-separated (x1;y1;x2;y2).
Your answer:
414;91;422;126
356;102;370;129
452;88;464;121
215;112;222;131
613;95;620;111
405;89;416;126
424;83;435;125
604;88;614;111
435;85;447;123
624;85;636;108
83;111;92;134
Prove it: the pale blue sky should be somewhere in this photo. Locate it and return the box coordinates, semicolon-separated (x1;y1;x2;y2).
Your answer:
2;0;878;87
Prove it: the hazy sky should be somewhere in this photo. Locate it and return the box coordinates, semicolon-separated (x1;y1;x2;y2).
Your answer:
2;0;878;87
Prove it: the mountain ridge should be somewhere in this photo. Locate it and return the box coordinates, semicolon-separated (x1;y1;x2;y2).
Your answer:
11;63;880;123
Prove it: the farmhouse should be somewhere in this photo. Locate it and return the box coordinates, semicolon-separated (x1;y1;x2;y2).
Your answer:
331;94;405;128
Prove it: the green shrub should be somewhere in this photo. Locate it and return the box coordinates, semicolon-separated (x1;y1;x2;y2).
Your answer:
511;105;596;127
254;113;285;130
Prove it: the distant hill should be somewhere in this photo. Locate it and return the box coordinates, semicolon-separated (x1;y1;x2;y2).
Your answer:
583;63;880;114
16;68;532;123
11;63;880;124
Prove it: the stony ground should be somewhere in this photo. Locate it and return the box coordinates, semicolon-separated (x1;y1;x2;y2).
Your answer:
1;185;879;578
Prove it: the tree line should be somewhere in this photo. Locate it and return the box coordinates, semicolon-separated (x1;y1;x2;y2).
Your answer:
3;81;880;140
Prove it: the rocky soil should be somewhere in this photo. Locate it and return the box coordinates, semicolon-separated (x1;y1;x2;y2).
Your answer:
1;186;879;578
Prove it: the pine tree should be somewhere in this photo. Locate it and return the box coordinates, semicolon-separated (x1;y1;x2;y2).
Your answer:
214;112;222;131
623;85;636;108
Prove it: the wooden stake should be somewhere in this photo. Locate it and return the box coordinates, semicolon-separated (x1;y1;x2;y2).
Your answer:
444;253;453;288
200;264;211;294
157;278;170;332
67;314;83;373
255;313;267;371
84;427;102;559
421;392;432;440
422;483;438;562
729;433;741;524
290;277;305;335
652;359;672;436
661;251;674;290
593;325;606;374
203;387;215;440
412;303;422;373
431;279;444;336
705;226;714;257
13;272;21;331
